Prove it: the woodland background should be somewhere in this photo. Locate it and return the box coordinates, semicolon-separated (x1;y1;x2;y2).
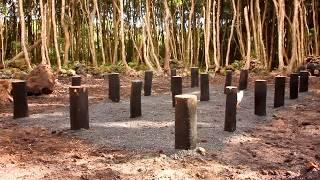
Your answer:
0;0;319;74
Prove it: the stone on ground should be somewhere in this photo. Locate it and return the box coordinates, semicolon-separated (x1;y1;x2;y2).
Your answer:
0;79;12;105
27;64;55;95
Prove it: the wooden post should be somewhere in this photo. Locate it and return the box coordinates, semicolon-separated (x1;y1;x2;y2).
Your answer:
12;80;29;119
144;70;153;96
224;86;237;132
274;76;286;108
239;69;249;90
69;86;89;130
299;70;309;92
255;80;267;116
71;75;81;86
200;73;210;101
224;70;233;94
108;73;120;102
290;73;299;99
175;94;197;150
191;67;199;87
170;69;177;91
130;80;143;118
172;76;182;107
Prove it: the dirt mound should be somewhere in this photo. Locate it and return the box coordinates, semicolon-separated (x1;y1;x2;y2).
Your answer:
27;64;55;96
0;79;12;106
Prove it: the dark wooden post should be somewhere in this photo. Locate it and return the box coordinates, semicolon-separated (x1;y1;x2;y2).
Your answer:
200;73;210;101
255;80;267;116
175;94;197;150
171;69;177;77
224;86;237;132
71;75;81;86
224;70;233;94
130;80;143;118
299;71;309;92
290;73;299;99
144;70;153;96
239;69;249;90
172;76;183;107
191;67;199;87
274;76;286;108
69;86;89;130
170;69;177;91
12;80;29;119
108;73;120;102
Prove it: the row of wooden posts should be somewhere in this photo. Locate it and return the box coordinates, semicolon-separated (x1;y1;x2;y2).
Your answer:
11;68;310;150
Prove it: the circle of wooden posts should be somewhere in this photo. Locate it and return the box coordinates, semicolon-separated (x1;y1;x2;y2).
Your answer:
255;80;267;116
200;73;210;101
274;76;286;108
224;86;237;132
69;86;89;130
12;80;29;119
299;71;309;93
239;69;249;90
130;80;143;118
71;75;82;86
144;71;153;96
290;73;299;99
171;76;183;107
175;94;197;150
224;70;233;94
108;73;120;102
191;67;199;88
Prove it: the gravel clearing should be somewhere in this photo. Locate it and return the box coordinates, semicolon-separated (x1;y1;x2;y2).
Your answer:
15;82;309;153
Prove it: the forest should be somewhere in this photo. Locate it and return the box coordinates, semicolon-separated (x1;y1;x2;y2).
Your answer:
0;0;319;74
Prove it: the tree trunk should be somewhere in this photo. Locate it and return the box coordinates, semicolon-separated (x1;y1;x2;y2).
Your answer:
18;0;32;71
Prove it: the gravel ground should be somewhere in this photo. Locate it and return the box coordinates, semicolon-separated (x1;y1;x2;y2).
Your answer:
15;79;309;154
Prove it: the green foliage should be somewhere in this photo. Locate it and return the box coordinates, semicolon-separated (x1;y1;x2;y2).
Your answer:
226;60;245;71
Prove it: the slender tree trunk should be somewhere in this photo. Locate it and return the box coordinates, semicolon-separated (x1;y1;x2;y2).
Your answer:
18;0;32;70
244;7;251;69
52;0;61;70
225;0;236;66
61;0;70;66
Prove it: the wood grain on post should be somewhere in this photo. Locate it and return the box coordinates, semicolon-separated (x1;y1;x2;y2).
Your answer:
274;76;286;108
69;86;89;130
108;73;120;102
255;80;267;116
290;73;299;99
239;69;249;90
191;67;199;87
144;70;153;96
172;76;183;107
224;86;237;132
12;80;29;119
299;70;309;92
71;75;81;86
224;70;233;94
130;80;143;118
175;94;197;150
200;73;210;101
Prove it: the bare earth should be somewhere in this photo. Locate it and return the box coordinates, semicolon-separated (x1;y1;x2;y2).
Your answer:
0;74;319;179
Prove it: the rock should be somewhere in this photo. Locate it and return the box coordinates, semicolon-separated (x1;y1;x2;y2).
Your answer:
0;79;13;105
67;69;76;76
196;147;206;156
7;58;28;70
26;64;55;95
12;71;28;80
74;63;86;75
